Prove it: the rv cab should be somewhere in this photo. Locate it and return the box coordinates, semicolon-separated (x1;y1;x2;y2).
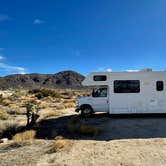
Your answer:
76;86;109;117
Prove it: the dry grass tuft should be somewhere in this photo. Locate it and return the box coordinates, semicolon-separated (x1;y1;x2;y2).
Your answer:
47;137;71;153
12;130;36;141
55;135;64;140
54;139;67;150
0;111;9;120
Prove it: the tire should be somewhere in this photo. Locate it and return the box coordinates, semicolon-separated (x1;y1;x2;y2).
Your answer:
81;106;93;117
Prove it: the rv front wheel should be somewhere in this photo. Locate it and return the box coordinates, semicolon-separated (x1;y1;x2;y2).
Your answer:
81;107;93;117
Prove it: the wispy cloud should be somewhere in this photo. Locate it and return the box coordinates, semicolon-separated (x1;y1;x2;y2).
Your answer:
0;55;26;75
0;63;26;74
106;68;112;72
0;55;4;60
33;19;45;24
0;14;9;22
126;69;139;72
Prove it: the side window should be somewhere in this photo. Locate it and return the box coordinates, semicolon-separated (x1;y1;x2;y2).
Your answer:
92;88;107;97
156;81;164;91
99;88;107;97
114;80;140;93
93;75;107;81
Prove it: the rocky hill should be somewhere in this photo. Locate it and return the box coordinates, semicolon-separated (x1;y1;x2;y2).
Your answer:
0;70;85;89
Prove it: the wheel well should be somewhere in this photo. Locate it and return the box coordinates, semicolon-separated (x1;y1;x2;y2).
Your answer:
80;104;94;112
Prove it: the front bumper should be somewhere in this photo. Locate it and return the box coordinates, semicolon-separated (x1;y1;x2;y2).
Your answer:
75;106;81;112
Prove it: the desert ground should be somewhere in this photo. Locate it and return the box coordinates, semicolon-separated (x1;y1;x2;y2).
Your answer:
1;89;166;166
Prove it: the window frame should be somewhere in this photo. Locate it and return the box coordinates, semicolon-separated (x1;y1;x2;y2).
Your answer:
93;75;107;81
92;87;108;98
114;80;140;93
156;81;164;91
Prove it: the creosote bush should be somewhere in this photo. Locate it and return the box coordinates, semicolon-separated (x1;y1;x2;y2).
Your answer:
47;136;71;153
29;88;61;99
0;111;9;120
0;94;10;106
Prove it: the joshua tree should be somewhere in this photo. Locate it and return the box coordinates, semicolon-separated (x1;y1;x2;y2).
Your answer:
24;101;39;128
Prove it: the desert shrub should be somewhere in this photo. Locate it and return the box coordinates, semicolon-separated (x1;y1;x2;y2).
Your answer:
66;116;101;136
54;139;67;150
56;105;65;110
12;130;36;141
0;94;4;103
6;107;26;115
35;93;43;99
29;88;61;99
29;89;41;94
12;89;27;98
0;111;9;120
0;94;10;106
47;137;71;153
63;102;75;108
1;99;11;106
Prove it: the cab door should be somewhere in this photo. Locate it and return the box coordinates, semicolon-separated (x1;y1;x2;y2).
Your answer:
91;87;109;112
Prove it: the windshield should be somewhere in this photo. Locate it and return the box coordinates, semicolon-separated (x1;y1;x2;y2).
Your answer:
92;87;107;97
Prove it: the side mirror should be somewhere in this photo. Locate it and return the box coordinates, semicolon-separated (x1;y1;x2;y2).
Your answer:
92;89;96;97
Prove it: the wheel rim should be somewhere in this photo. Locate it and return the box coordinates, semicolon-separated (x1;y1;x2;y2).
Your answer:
83;108;91;114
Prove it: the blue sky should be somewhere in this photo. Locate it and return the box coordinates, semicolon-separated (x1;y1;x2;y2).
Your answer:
0;0;166;76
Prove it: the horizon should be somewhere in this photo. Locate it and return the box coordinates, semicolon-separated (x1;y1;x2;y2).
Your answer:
1;0;166;76
2;68;166;78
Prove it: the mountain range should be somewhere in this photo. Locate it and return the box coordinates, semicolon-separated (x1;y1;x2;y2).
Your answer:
0;71;85;89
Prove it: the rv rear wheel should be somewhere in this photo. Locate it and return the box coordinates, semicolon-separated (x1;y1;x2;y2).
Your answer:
81;107;93;117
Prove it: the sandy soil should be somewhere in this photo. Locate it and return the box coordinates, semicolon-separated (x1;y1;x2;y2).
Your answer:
1;110;166;166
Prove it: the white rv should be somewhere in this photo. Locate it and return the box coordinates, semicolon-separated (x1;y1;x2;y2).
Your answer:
75;70;166;116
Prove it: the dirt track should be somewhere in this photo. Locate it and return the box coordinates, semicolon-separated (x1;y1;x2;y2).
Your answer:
1;111;166;166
